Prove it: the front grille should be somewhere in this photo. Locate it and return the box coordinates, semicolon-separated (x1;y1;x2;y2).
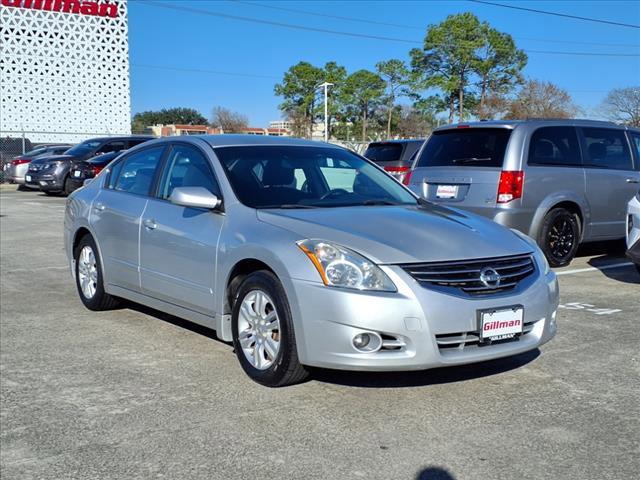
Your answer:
436;320;537;351
400;254;535;296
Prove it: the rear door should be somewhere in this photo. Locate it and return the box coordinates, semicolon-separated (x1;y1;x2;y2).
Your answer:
579;127;640;239
89;146;165;291
408;127;512;214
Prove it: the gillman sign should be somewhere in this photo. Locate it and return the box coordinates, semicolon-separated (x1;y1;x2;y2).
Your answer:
1;0;119;18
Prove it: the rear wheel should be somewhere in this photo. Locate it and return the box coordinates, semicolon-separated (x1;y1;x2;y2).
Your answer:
231;271;309;387
63;176;73;196
539;207;580;267
74;234;119;311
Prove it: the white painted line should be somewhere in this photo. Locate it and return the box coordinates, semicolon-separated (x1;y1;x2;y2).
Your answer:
555;262;634;276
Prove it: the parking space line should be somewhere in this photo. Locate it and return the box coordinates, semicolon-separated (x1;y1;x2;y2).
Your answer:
555;262;633;276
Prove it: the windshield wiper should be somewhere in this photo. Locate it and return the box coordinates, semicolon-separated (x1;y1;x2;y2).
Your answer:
452;157;492;164
362;199;403;206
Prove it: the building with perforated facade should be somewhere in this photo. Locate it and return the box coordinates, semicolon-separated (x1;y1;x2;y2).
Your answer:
0;0;131;143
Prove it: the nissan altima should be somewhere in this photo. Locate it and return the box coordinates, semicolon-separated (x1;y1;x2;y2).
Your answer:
64;135;558;387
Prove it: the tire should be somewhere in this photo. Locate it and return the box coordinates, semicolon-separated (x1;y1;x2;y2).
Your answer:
63;176;73;196
635;264;640;276
231;271;309;387
74;234;120;311
539;207;581;268
43;190;60;196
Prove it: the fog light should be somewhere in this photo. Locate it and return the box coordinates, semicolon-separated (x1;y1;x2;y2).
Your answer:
353;333;371;349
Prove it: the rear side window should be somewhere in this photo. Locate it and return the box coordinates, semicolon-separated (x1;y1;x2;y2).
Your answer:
97;141;126;155
582;128;633;171
416;128;511;168
108;146;164;196
364;143;403;162
528;127;581;167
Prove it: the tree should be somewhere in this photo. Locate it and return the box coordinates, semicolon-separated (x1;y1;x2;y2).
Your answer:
411;12;484;123
274;62;325;138
341;70;386;141
376;59;412;138
505;79;579;119
474;26;527;119
320;61;348;139
131;108;207;131
396;105;435;138
600;87;640;127
210;106;249;133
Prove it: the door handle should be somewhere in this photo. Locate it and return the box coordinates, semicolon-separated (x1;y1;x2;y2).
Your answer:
93;202;105;211
626;178;639;184
143;219;157;230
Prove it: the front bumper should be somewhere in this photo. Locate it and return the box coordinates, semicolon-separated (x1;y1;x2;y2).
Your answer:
291;266;558;371
25;172;64;191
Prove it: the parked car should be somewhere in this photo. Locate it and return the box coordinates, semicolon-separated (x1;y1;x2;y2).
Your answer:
64;135;558;387
25;136;153;195
364;139;425;185
626;190;640;274
66;151;122;194
5;145;72;186
408;120;640;267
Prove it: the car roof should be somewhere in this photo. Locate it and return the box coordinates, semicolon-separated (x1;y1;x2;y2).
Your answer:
82;135;155;143
435;119;626;131
198;134;343;149
367;139;425;145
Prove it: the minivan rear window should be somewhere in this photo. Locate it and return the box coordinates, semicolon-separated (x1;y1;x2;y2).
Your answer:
364;143;403;162
415;128;511;168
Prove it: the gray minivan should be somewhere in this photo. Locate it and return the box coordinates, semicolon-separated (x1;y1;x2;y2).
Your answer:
408;120;640;266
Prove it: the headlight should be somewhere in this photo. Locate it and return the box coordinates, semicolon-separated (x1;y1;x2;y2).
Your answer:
297;240;396;292
511;229;550;275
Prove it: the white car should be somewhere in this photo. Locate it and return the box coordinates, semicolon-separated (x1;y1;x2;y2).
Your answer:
626;190;640;274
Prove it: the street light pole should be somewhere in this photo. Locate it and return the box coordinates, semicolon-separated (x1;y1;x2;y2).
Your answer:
318;82;333;142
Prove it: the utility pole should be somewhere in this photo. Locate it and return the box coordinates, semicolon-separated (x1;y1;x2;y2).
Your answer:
318;82;334;142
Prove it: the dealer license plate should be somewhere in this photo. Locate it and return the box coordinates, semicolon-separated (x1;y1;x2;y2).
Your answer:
73;170;81;178
436;184;458;199
25;175;31;182
479;307;524;342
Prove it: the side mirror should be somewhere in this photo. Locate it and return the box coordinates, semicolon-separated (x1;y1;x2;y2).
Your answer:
169;186;222;210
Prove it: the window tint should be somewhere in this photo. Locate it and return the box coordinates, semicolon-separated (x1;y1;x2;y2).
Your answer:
111;146;164;196
627;133;640;166
582;128;633;170
159;145;220;199
416;128;511;168
364;143;403;162
127;139;150;149
528;127;581;167
97;141;126;155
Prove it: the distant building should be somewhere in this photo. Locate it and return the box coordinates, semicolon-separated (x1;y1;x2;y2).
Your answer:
147;124;223;137
269;120;294;131
240;127;291;137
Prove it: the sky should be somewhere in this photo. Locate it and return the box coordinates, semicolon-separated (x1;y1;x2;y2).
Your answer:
127;0;640;127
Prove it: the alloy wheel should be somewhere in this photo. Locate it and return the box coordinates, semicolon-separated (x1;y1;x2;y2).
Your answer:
77;245;98;299
548;216;575;262
237;290;281;370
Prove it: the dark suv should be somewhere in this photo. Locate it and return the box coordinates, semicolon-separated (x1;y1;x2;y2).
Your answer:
364;139;425;185
25;136;154;195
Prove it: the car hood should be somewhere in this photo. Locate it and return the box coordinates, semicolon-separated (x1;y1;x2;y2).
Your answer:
257;204;532;264
30;154;75;165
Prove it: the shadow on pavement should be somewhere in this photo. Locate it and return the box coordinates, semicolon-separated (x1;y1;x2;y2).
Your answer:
587;255;640;284
416;466;457;479
310;349;540;389
575;239;626;259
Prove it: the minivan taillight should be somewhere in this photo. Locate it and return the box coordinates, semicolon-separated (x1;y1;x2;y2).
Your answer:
497;170;524;203
384;166;412;185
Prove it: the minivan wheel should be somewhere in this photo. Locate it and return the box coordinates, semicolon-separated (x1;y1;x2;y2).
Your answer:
74;235;119;311
540;207;580;268
231;271;309;387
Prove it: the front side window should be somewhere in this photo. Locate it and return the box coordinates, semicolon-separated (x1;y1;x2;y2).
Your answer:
216;146;417;209
109;146;164;196
159;145;220;199
528;127;581;167
582;128;633;170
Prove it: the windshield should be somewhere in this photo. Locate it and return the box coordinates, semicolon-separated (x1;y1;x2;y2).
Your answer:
416;128;511;168
65;140;102;157
364;143;403;162
216;146;418;209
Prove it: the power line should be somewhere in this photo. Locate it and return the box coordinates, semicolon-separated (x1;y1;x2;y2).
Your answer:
469;0;640;29
135;0;640;48
131;63;280;80
136;0;640;57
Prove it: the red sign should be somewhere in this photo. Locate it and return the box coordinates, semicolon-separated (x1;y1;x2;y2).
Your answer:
1;0;119;18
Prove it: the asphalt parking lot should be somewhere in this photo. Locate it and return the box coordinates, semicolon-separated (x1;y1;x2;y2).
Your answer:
1;187;638;480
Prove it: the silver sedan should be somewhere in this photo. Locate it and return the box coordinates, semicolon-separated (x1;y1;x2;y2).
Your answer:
64;135;558;387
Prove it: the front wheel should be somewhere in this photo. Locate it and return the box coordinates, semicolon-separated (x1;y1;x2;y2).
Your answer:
74;235;120;311
231;271;309;387
539;208;581;267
